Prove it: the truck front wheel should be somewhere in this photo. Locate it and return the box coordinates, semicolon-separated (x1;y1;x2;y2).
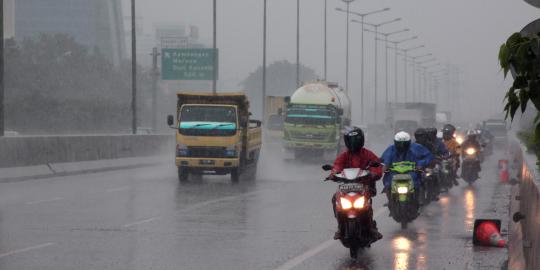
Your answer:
178;167;189;183
230;168;240;183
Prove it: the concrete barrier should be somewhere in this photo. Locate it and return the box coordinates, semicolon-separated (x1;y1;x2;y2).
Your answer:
508;137;540;270
0;134;175;168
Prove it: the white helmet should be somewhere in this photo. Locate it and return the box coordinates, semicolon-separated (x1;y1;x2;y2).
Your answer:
394;131;411;142
394;131;411;153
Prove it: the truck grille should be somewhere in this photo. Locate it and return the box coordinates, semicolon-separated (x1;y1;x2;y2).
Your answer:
290;132;328;141
188;147;227;158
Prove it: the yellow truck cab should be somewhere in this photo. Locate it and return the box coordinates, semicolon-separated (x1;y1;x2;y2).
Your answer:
167;92;262;182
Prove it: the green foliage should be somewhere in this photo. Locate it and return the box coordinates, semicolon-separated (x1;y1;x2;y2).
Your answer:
499;32;540;141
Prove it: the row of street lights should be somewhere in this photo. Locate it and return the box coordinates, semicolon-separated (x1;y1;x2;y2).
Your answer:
336;0;447;122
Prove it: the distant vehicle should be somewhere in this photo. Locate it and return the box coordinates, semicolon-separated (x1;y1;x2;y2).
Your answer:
264;96;286;143
482;119;508;144
386;102;437;135
167;92;262;183
282;81;351;161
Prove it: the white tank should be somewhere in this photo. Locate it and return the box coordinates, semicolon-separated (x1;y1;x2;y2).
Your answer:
289;82;351;121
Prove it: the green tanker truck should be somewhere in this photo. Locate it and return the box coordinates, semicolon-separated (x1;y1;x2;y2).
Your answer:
282;81;351;160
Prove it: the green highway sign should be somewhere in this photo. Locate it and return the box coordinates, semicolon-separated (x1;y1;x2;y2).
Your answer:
161;48;218;80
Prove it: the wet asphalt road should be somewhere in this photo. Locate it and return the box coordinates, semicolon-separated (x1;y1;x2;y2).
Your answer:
0;142;509;270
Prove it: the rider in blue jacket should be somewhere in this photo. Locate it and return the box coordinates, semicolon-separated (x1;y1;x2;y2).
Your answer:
381;131;434;191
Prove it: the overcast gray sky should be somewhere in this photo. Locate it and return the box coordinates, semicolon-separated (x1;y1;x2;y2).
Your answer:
123;0;539;124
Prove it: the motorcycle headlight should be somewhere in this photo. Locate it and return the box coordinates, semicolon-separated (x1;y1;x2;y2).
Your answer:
353;197;365;209
340;198;353;210
397;186;409;194
466;148;476;155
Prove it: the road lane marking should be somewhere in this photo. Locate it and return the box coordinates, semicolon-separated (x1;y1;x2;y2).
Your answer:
123;216;162;228
121;190;262;229
25;197;64;205
106;186;130;193
177;190;262;213
0;243;55;259
273;207;387;270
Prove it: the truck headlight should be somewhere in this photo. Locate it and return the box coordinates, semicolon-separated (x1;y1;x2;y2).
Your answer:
340;198;352;210
176;143;189;157
225;144;238;157
397;186;409;194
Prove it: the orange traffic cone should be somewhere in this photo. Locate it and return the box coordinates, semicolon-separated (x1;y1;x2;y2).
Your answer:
498;160;509;182
473;219;506;247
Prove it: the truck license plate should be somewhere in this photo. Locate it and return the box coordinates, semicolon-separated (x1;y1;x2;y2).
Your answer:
200;160;215;165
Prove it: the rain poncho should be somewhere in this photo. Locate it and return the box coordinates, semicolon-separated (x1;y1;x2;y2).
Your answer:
380;143;434;188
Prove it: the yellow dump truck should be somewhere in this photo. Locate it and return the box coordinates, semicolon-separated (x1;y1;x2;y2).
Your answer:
167;92;262;182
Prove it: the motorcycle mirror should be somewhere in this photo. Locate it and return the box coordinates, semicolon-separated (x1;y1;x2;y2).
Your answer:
322;164;333;171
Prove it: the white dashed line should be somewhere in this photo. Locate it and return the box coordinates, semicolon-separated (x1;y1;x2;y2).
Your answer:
25;197;64;205
123;216;162;228
273;208;387;270
0;243;55;259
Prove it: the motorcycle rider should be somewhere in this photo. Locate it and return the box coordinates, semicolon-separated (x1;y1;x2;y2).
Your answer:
329;127;383;241
462;129;482;173
442;124;461;185
426;127;450;157
381;132;434;208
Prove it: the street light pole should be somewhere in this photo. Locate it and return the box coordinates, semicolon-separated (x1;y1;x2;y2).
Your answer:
337;0;355;93
262;0;267;122
337;7;388;122
356;18;400;121
324;0;327;80
131;0;137;134
296;0;300;88
0;0;4;137
213;0;217;94
400;45;424;102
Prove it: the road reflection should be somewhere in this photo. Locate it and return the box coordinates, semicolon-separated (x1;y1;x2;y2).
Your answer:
464;187;476;231
393;236;411;270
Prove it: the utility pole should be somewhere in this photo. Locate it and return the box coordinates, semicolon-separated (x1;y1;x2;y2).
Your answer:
0;0;4;137
296;0;300;88
323;0;327;80
131;0;137;134
151;47;160;133
212;0;217;94
262;0;267;122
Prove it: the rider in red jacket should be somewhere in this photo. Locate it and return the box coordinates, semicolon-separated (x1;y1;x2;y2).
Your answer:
330;127;383;241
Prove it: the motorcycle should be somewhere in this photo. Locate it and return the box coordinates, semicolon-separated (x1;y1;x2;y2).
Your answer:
438;156;455;192
322;162;380;259
423;165;440;203
386;161;421;229
461;146;481;184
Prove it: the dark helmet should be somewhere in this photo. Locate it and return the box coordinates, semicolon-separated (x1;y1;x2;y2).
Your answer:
426;128;438;141
394;131;411;154
414;128;429;145
344;127;365;153
442;124;456;140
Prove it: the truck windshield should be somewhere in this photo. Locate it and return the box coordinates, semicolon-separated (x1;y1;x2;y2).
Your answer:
285;105;336;126
179;106;237;136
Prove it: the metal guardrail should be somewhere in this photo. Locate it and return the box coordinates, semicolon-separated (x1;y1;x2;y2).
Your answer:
508;135;540;270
